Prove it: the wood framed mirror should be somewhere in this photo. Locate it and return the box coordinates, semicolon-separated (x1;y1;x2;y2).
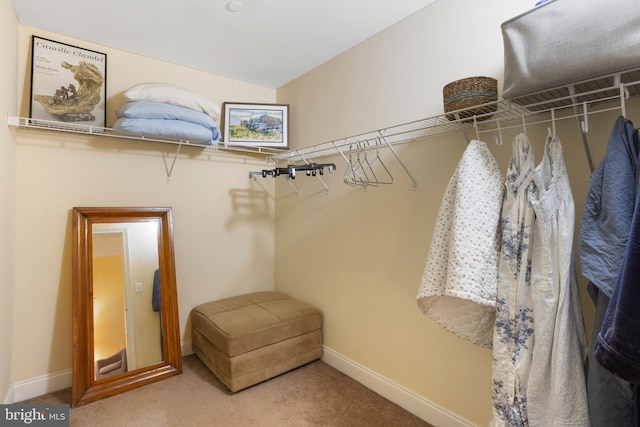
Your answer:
71;207;182;407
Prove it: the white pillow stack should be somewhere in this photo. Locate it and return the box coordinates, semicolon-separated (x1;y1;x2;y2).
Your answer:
123;83;221;121
113;83;221;144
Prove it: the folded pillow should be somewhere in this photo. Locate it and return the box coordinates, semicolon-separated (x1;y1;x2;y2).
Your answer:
113;117;218;144
124;83;220;121
117;101;219;131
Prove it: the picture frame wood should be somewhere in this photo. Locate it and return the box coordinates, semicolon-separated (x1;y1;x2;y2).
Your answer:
29;36;107;127
221;102;289;148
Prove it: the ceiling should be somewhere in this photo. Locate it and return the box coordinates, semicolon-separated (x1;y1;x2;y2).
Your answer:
12;0;438;89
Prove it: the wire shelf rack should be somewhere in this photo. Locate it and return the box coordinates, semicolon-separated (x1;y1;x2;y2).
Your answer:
269;69;640;164
7;115;286;157
9;68;640;176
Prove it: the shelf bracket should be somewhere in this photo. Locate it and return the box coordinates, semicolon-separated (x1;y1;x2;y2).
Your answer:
454;112;471;143
7;115;20;127
166;142;183;183
286;177;300;195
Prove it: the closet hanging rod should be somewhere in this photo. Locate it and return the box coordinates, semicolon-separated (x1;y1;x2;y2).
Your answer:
268;70;640;164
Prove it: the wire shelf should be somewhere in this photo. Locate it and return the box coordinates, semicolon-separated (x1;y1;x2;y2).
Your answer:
7;116;285;157
269;69;640;163
9;68;640;168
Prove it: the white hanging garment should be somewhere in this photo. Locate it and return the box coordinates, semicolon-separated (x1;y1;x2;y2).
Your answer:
527;134;589;427
491;133;536;426
416;140;504;348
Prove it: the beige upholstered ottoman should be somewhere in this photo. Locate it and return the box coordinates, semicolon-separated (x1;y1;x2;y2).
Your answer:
191;291;323;392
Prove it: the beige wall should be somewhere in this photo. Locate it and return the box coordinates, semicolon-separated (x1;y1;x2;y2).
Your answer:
3;1;638;425
10;23;278;385
275;0;633;425
1;0;18;405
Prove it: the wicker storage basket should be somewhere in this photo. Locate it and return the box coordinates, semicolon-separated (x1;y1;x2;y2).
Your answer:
443;77;498;121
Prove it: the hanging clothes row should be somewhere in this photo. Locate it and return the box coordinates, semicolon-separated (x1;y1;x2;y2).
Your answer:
579;115;640;427
416;129;589;426
489;131;588;427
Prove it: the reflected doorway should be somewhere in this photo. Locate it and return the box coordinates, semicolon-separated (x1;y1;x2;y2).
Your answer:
93;231;132;378
92;223;162;381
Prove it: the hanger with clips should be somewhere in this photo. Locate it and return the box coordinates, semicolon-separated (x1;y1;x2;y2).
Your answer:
249;162;336;180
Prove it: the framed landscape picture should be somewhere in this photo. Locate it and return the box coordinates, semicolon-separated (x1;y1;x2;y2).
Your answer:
221;102;289;148
29;36;107;127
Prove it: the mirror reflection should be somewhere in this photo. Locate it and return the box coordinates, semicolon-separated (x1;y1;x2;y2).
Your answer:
92;222;163;380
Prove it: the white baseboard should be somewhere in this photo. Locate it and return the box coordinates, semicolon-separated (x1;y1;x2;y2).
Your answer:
321;346;476;427
3;384;15;404
181;340;193;356
12;369;72;403
11;342;474;427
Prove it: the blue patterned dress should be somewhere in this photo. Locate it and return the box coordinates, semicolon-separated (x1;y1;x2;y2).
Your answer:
490;133;537;426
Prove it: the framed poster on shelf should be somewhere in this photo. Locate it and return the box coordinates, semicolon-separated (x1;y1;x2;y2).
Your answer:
221;102;289;148
29;36;107;127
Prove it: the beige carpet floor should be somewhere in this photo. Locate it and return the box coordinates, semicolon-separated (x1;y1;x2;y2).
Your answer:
19;355;433;427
